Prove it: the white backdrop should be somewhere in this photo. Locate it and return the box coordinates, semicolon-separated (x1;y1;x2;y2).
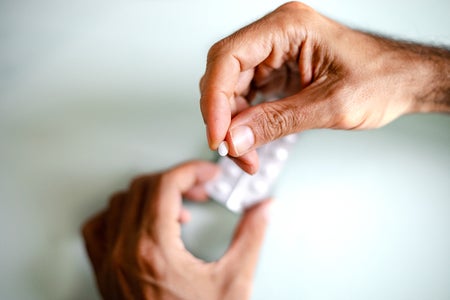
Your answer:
1;1;449;299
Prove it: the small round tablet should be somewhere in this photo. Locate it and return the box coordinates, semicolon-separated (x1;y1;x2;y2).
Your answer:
250;179;269;195
260;163;279;178
283;134;297;143
273;147;289;161
226;197;243;213
214;181;231;195
224;162;241;177
218;141;229;156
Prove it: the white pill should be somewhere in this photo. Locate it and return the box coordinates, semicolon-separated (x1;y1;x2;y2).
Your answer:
260;163;279;178
224;162;241;177
250;179;269;195
218;141;229;156
273;147;289;161
214;181;231;195
283;134;297;143
226;197;243;213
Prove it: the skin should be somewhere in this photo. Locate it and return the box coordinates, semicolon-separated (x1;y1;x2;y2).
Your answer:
200;1;450;174
82;161;271;300
83;2;450;299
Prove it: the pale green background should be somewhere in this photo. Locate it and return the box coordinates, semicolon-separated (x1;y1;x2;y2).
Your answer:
0;0;449;299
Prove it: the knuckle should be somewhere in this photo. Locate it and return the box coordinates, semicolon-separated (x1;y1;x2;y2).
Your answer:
81;212;105;243
207;34;238;65
255;103;297;142
108;191;125;210
277;1;312;15
199;75;205;91
278;1;303;11
129;174;159;193
274;1;315;32
109;237;167;281
129;176;145;192
207;39;226;63
158;171;173;188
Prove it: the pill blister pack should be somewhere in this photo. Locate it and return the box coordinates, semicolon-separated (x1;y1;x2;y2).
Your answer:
205;134;298;213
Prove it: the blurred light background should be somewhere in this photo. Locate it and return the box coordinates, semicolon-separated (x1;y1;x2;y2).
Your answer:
0;0;449;299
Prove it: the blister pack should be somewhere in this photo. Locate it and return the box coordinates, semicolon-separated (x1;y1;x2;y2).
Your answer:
205;134;298;213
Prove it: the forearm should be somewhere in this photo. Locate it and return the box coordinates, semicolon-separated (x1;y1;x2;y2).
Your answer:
409;43;450;113
371;35;450;114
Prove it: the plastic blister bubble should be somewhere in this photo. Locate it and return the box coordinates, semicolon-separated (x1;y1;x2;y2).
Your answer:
205;134;298;213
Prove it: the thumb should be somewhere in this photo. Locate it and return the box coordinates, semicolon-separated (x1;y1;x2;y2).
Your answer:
221;199;272;278
226;90;329;157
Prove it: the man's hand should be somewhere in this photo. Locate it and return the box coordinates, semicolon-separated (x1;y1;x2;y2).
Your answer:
82;161;271;300
200;1;450;174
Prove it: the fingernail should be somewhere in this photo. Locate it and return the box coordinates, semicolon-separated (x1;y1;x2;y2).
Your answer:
230;125;255;155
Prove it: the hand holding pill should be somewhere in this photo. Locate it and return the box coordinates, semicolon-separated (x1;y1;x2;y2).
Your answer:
200;2;450;174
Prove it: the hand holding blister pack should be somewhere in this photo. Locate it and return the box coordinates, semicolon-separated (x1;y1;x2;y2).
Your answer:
205;134;297;213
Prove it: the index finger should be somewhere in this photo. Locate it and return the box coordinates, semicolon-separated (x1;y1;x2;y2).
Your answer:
200;53;240;150
199;20;275;150
147;161;219;236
